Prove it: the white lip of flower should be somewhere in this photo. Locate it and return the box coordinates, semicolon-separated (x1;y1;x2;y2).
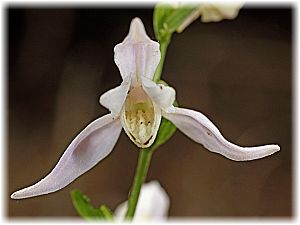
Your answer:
11;17;280;200
114;180;169;221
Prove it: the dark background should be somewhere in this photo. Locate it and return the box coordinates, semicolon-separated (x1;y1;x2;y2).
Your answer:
8;5;292;218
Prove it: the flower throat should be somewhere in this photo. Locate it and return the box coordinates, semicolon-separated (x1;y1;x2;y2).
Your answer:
121;86;156;148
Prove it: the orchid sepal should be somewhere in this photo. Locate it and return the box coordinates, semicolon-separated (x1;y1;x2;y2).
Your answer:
163;106;280;161
11;114;122;199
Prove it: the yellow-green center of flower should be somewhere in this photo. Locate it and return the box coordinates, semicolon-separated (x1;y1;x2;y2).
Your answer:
122;86;155;147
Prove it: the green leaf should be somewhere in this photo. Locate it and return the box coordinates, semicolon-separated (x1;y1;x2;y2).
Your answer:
164;6;198;33
153;3;198;42
100;204;114;221
71;190;105;220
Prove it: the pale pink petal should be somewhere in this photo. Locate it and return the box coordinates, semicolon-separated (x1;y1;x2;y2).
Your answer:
141;76;175;110
114;18;160;82
163;107;280;161
99;76;131;118
11;114;122;199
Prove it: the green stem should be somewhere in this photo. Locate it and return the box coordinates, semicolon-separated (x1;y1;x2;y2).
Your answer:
153;38;170;83
124;148;153;220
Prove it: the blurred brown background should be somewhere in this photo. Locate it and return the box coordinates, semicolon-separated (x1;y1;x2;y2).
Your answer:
8;5;292;218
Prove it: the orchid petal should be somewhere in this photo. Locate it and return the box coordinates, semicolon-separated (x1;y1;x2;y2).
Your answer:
11;114;122;199
141;76;176;110
114;18;161;82
99;76;131;118
114;181;170;221
199;3;243;23
163;107;280;161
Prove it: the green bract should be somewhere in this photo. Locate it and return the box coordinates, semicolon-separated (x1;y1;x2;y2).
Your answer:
71;190;114;221
154;3;198;42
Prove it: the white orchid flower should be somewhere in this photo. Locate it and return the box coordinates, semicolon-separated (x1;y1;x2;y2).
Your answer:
177;3;244;32
114;180;170;221
198;2;243;22
11;17;280;200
